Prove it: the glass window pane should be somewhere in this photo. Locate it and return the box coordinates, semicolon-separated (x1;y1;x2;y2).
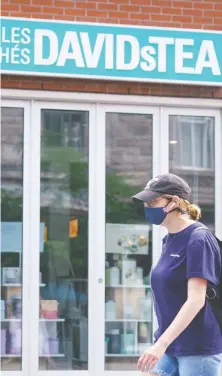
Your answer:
1;107;24;370
169;115;215;231
39;110;89;370
105;113;153;371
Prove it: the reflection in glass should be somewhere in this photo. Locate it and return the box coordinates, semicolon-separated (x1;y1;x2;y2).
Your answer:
39;110;89;370
1;108;24;370
105;113;153;371
169;115;215;230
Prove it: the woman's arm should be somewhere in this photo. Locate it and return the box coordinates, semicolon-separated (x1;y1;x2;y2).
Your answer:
157;277;207;348
137;277;207;371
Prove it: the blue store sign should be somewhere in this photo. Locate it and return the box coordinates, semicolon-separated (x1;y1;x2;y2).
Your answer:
1;17;222;86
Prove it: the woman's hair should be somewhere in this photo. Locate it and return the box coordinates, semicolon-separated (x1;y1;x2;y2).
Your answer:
163;195;201;221
180;199;201;221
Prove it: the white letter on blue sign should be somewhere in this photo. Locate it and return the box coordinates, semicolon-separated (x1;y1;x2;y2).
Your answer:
175;38;195;74
149;37;174;72
140;45;156;71
195;40;221;76
80;32;106;68
21;28;31;44
57;31;84;67
1;27;10;43
116;35;139;70
0;47;10;63
34;29;58;66
104;34;114;69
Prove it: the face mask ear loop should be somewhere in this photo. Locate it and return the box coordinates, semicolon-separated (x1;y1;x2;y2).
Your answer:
164;199;175;214
164;198;186;215
166;207;187;215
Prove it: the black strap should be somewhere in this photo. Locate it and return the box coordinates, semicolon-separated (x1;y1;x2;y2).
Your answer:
191;226;222;330
207;282;222;330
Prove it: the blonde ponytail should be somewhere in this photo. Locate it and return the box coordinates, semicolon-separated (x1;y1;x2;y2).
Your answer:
186;203;201;221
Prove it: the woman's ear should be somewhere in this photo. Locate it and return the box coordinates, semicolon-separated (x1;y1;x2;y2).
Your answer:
171;195;180;205
165;196;180;213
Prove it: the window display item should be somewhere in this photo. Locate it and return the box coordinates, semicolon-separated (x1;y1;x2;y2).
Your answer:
136;267;143;285
1;300;5;320
123;303;133;319
1;329;6;355
122;259;137;285
49;338;59;355
106;224;149;255
121;328;135;354
105;300;116;320
108;329;121;354
40;300;58;319
105;336;109;354
42;281;78;320
138;322;149;344
114;287;144;319
9;321;21;354
79;317;88;361
144;274;151;285
2;267;21;284
105;261;110;285
39;337;50;355
11;296;22;318
5;287;22;318
40;321;57;342
140;293;152;321
109;266;120;286
39;325;62;357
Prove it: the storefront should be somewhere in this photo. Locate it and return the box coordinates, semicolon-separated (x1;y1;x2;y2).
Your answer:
1;9;222;376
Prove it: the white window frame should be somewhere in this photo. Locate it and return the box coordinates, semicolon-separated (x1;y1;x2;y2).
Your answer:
1;100;31;376
2;89;222;109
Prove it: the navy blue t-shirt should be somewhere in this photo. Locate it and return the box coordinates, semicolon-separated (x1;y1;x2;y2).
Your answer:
151;222;222;356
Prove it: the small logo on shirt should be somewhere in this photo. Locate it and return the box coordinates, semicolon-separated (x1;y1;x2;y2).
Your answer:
170;254;180;258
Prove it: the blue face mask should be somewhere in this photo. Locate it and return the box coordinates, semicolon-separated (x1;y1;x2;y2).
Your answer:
144;207;167;225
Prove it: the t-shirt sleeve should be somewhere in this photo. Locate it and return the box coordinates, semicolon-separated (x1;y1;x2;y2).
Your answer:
186;237;219;285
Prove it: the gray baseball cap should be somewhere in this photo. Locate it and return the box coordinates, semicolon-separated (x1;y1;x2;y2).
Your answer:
132;173;191;203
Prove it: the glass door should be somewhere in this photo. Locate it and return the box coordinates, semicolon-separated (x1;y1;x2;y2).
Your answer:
28;102;97;375
1;101;31;375
160;107;222;240
94;105;161;373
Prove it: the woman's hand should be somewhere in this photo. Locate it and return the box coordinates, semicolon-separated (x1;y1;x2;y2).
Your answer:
137;341;167;372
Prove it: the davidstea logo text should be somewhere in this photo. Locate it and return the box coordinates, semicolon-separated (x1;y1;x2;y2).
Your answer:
1;17;222;85
34;31;220;75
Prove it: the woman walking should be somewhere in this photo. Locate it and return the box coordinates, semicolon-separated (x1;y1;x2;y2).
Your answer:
133;173;222;376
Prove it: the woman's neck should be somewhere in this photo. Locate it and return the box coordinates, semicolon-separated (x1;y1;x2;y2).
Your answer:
163;215;196;234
